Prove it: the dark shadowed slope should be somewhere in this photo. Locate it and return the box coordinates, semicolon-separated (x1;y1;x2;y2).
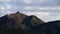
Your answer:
38;20;60;34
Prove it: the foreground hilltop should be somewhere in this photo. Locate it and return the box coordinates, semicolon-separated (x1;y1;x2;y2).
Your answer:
0;11;60;34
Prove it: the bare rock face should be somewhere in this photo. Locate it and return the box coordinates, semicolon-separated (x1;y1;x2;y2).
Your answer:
7;12;28;29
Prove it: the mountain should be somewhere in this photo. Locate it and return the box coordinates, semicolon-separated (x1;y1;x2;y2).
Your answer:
0;11;45;34
0;11;60;34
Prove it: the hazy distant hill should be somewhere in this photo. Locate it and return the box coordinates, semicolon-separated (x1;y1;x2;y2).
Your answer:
0;11;60;34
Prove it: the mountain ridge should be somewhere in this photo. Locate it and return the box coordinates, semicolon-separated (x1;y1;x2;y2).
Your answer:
0;11;60;34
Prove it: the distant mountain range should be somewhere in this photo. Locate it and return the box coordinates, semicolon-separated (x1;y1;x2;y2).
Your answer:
0;11;60;34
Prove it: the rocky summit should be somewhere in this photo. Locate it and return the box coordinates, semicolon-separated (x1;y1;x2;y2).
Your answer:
0;11;60;34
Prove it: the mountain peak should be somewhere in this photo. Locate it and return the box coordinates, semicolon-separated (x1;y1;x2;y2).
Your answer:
0;11;46;34
30;15;45;25
16;11;20;13
15;11;22;14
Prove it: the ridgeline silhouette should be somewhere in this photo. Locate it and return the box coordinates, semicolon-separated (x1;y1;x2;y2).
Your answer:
0;11;60;34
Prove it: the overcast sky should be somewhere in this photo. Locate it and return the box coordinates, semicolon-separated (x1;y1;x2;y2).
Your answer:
0;0;60;22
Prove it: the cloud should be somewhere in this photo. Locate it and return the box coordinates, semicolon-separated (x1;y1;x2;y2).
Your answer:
22;0;32;4
52;16;60;20
0;11;8;17
23;12;50;16
23;6;60;11
6;0;11;2
28;0;46;4
39;0;46;2
0;6;5;10
6;4;11;10
57;7;60;10
0;0;11;2
0;0;5;2
24;6;34;10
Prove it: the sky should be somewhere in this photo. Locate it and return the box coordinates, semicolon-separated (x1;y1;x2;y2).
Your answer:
0;0;60;22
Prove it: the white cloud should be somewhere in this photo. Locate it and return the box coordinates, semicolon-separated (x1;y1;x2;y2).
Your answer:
0;0;11;2
57;7;60;10
6;4;11;15
38;0;46;3
38;12;50;16
34;12;50;19
52;16;60;20
24;7;33;10
0;11;8;17
11;5;18;11
6;0;11;2
24;6;60;10
0;6;5;10
23;12;50;15
0;0;4;2
22;0;32;4
6;4;11;10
